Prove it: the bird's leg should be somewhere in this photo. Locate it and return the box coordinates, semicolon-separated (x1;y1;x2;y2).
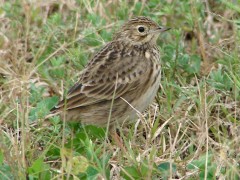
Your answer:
110;128;127;153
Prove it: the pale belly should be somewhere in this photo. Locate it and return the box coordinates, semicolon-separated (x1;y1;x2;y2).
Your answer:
135;74;161;113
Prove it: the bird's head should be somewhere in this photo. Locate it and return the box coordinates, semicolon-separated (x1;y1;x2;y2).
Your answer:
114;16;170;46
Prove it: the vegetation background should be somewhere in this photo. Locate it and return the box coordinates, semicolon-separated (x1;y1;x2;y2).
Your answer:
0;0;239;179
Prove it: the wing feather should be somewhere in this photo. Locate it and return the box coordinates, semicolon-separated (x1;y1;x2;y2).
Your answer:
53;41;150;111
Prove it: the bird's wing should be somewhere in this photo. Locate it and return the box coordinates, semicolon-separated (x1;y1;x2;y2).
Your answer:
53;41;150;111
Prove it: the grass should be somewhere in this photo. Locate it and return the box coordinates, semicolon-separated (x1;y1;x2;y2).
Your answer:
0;0;239;179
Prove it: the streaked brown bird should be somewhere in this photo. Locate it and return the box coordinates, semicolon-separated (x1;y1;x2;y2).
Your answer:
50;16;170;135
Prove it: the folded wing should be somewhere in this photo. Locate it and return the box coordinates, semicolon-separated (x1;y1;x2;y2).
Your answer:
52;41;149;111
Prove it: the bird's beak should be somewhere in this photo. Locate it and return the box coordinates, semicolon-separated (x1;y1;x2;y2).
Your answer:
150;26;171;34
158;26;171;32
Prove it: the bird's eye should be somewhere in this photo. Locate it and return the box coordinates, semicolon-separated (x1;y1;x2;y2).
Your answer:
138;26;145;33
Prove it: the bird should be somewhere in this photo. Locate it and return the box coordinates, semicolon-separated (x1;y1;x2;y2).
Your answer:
50;16;170;131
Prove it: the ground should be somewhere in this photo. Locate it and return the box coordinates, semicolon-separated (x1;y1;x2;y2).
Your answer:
0;0;239;179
